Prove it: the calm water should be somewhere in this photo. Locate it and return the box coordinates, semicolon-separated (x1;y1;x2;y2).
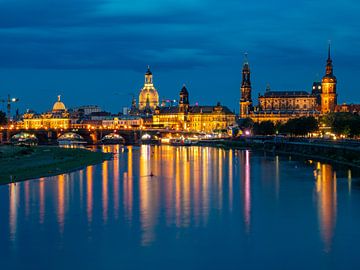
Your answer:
1;145;359;270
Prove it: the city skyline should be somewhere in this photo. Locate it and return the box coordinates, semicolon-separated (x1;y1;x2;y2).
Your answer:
0;0;360;113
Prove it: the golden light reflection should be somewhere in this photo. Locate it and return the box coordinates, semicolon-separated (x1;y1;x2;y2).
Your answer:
86;166;93;224
102;161;109;224
57;174;65;235
182;148;191;227
123;146;133;223
139;177;156;246
113;155;119;220
139;145;160;246
201;147;209;225
315;163;337;252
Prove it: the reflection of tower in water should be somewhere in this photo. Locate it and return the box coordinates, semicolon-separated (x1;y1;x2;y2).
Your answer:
315;163;337;252
240;150;251;233
9;184;18;243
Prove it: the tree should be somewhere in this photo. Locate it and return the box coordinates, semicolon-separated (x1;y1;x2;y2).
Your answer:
329;113;360;137
282;116;318;136
0;111;6;125
253;121;276;135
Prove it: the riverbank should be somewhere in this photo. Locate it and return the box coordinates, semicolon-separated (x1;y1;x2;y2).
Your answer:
0;146;112;184
198;139;360;168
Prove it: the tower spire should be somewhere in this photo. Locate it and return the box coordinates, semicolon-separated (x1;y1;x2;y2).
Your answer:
327;41;332;62
244;52;249;65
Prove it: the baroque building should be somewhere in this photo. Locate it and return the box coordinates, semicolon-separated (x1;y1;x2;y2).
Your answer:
153;85;236;132
138;66;159;111
22;96;71;129
240;45;337;123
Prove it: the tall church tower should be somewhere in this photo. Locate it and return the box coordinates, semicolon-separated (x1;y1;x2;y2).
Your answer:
240;53;252;118
321;44;337;114
179;84;189;113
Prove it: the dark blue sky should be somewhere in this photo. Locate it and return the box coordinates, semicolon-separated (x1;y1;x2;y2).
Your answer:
0;0;359;113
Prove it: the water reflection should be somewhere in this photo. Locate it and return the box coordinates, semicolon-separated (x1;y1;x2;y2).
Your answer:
315;163;337;252
9;184;18;243
57;174;65;235
240;150;251;233
3;145;358;268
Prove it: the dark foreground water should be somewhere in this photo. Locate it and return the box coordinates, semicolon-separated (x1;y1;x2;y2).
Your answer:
1;145;359;270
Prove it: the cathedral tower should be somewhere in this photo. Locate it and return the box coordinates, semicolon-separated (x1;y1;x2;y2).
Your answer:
240;53;252;118
179;84;189;113
321;44;337;113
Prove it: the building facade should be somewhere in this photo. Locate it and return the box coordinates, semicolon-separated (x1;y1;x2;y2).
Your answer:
153;85;236;132
22;96;71;129
240;46;337;123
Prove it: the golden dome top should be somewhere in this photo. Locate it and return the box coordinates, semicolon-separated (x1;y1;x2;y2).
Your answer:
52;95;66;112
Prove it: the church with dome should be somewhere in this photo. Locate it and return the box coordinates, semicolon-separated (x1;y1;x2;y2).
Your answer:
138;66;159;111
22;95;71;129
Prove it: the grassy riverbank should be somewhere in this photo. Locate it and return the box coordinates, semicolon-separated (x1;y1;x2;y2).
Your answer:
0;146;112;184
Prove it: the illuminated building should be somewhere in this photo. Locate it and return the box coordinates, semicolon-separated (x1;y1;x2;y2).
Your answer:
321;44;338;113
153;85;236;132
240;46;337;123
138;66;159;111
334;104;360;115
22;95;71;129
239;54;253;118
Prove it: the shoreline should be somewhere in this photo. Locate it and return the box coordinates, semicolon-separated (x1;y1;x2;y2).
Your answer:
197;139;360;169
0;145;112;185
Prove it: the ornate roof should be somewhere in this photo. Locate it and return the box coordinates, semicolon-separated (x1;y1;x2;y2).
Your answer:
52;95;66;112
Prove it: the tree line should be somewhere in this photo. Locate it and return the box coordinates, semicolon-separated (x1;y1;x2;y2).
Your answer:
240;113;360;137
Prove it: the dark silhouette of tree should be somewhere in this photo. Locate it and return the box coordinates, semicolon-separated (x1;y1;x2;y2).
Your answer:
0;111;7;125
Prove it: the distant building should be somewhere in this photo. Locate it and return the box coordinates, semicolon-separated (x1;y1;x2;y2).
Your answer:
334;104;360;115
73;105;102;116
22;95;71;129
153;85;236;132
240;45;337;123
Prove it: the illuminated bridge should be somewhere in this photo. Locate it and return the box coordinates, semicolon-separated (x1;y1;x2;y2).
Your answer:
0;125;202;145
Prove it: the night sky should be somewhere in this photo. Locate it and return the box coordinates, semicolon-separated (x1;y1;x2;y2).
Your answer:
0;0;359;114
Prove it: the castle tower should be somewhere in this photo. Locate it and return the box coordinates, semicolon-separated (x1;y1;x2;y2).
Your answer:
321;44;337;113
179;84;189;113
240;53;252;118
138;66;159;110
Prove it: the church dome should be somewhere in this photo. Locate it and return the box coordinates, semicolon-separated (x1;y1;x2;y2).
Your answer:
138;66;159;110
52;95;66;112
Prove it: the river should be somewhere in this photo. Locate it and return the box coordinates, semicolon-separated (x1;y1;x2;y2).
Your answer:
0;145;359;269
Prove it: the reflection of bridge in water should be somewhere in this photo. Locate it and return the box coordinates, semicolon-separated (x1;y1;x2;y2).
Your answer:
1;126;200;145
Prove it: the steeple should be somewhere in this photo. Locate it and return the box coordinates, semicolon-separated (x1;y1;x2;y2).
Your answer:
321;42;337;114
179;84;189;113
239;53;253;118
326;42;333;76
242;53;251;88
